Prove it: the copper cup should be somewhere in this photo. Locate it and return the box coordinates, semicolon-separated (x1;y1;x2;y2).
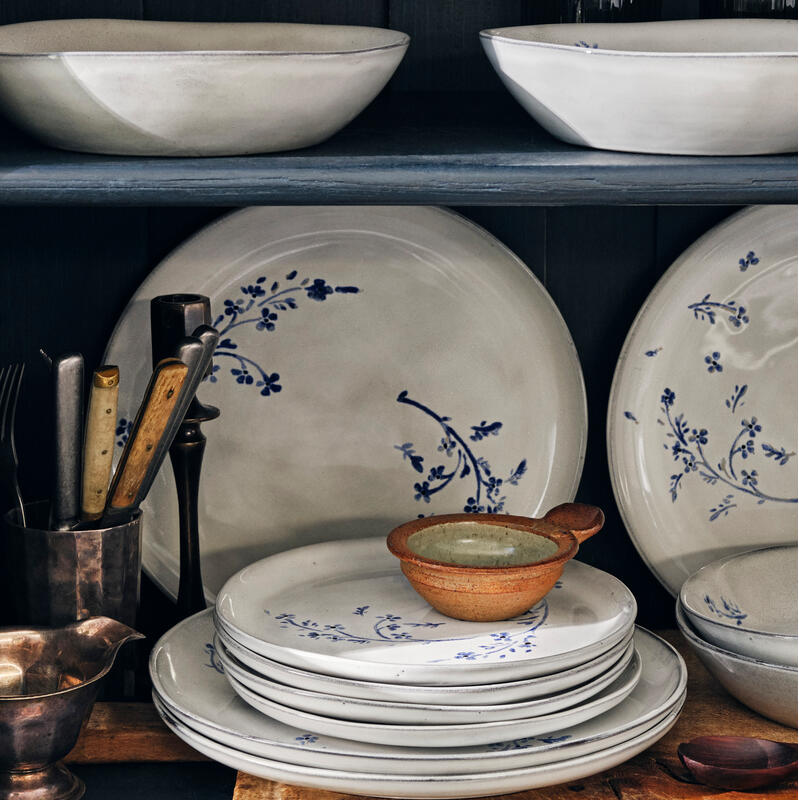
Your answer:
0;616;143;800
1;502;141;627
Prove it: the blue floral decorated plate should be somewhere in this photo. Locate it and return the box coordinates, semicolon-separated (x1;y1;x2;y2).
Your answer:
214;537;636;685
104;206;587;602
608;205;797;597
151;610;684;776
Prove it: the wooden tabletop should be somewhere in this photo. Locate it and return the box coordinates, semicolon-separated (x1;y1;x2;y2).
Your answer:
67;630;797;800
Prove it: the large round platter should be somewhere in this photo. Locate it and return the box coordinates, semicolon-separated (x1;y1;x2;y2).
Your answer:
215;635;635;724
156;698;684;799
151;611;685;776
214;622;635;706
105;206;587;602
608;205;798;596
215;538;637;685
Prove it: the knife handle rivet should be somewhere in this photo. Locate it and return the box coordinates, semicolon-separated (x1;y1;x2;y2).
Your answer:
167;388;175;399
101;449;108;455
145;443;153;452
106;408;112;414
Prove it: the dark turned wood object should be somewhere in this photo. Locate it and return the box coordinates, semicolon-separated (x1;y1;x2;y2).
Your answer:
150;294;219;617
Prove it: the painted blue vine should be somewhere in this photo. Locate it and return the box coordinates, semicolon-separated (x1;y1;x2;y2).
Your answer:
394;391;527;514
703;595;747;626
203;642;225;675
660;387;796;519
265;602;549;663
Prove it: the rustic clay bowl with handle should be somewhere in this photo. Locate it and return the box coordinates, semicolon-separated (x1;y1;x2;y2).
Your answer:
386;502;604;622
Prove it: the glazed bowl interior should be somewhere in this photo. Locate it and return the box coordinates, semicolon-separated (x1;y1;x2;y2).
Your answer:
482;19;797;54
681;545;798;636
406;523;560;568
0;19;408;55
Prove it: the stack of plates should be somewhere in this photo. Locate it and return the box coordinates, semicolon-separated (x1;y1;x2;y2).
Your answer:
151;538;687;797
677;545;797;728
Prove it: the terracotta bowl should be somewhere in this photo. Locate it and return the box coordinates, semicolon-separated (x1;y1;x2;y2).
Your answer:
386;503;604;622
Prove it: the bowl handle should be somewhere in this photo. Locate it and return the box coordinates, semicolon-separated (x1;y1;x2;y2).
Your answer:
542;502;604;544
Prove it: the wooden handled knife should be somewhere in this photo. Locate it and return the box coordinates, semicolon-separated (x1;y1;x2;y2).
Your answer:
104;358;189;521
80;365;120;520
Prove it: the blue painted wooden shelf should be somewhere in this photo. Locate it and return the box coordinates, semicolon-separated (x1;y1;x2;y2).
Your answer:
0;93;794;206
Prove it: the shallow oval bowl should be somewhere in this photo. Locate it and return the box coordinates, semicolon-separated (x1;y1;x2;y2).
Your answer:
480;19;797;156
0;19;409;156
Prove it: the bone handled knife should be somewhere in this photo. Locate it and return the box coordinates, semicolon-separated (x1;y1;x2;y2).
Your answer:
103;358;189;523
51;352;84;530
81;365;120;521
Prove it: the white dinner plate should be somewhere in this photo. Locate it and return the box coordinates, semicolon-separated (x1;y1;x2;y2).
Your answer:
214;621;635;706
151;611;685;776
608;205;798;596
155;696;684;798
215;634;635;724
215;537;637;685
227;651;641;748
105;205;587;601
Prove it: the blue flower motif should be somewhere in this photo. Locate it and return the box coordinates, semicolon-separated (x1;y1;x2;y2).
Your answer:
464;497;485;513
231;367;253;385
742;417;762;437
207;364;221;383
729;306;749;328
257;372;282;397
704;352;722;373
305;279;334;302
661;388;675;408
295;734;318;745
741;469;759;487
690;428;708;446
739;439;755;458
414;481;432;503
738;251;759;272
256;309;278;331
438;437;456;456
223;298;244;316
115;418;133;447
428;465;446;481
242;283;266;298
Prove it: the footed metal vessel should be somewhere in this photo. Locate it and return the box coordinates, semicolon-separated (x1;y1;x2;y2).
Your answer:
0;616;143;800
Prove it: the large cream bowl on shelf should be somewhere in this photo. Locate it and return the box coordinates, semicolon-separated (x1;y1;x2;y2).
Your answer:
480;19;797;156
0;19;408;156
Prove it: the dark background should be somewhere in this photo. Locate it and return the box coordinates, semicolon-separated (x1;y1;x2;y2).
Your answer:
0;0;788;657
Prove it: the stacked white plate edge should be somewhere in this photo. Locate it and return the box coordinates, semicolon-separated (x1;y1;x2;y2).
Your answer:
150;537;687;798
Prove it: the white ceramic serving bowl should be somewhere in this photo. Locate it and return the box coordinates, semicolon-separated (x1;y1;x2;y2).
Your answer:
676;602;797;727
480;19;797;155
680;546;797;667
0;19;408;156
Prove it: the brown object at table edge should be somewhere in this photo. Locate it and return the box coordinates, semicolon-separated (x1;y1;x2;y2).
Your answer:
63;631;797;797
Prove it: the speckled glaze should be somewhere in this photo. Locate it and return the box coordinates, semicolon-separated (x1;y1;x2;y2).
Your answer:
387;503;604;621
0;19;408;156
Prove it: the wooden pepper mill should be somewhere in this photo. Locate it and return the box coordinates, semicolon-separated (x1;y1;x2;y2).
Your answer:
151;294;220;616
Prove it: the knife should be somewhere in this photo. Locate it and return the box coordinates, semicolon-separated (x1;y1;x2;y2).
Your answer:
80;365;120;521
51;352;84;530
101;357;189;525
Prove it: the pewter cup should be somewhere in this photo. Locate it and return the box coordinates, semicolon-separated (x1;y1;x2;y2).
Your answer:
0;616;143;800
1;502;141;628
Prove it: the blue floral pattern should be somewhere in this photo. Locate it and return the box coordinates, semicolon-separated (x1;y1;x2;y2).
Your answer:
203;642;224;674
574;40;598;48
395;391;527;514
704;595;747;626
210;270;360;397
738;251;759;272
660;387;796;519
265;603;548;663
704;352;723;374
688;295;750;328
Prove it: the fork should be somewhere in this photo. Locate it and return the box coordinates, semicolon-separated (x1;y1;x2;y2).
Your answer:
0;363;26;527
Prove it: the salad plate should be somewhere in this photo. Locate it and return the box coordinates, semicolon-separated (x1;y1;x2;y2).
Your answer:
226;652;642;748
151;612;685;775
156;697;683;798
608;205;797;596
214;538;637;685
214;635;635;724
213;622;635;706
105;206;587;602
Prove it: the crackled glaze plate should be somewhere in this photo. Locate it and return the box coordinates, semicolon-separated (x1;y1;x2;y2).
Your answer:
105;206;587;602
156;697;684;798
608;206;798;596
152;611;683;775
215;538;636;685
